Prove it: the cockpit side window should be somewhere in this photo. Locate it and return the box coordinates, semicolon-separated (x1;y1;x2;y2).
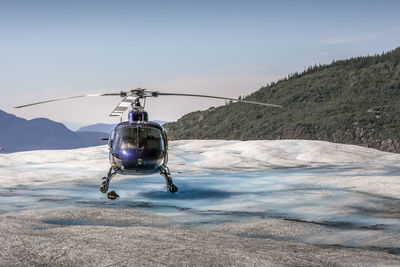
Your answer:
109;129;115;148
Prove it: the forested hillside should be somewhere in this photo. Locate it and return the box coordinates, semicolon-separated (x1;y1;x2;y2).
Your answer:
165;47;400;153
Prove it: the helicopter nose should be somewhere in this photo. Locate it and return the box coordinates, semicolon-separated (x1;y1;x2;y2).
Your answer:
114;149;162;171
122;158;148;168
118;151;145;168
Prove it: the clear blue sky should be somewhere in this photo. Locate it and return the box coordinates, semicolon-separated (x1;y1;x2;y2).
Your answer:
1;0;399;126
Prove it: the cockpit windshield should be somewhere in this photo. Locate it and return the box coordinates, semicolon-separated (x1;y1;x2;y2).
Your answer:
113;126;163;150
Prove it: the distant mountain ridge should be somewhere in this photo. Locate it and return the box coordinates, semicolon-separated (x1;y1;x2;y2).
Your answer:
77;120;169;134
77;123;116;134
0;110;106;153
165;47;400;153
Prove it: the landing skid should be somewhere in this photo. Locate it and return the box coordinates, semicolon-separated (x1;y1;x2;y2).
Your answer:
99;165;178;194
99;166;118;193
160;166;178;193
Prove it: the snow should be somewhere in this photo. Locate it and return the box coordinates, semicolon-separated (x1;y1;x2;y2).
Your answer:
170;139;400;169
0;146;110;187
0;139;399;195
169;140;400;197
0;140;400;255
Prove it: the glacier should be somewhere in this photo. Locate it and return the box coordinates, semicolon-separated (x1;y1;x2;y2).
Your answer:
0;140;400;257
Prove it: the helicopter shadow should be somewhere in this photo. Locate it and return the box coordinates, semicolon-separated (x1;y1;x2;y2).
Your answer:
139;186;240;200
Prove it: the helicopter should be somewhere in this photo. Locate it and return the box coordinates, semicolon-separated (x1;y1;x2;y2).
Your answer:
15;88;282;195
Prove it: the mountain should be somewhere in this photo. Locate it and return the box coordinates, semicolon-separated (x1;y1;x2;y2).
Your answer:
0;110;107;153
77;120;169;134
62;121;86;131
165;47;400;153
77;123;116;134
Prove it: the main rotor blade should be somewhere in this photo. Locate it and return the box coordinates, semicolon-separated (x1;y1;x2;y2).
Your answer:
14;93;120;108
155;92;282;108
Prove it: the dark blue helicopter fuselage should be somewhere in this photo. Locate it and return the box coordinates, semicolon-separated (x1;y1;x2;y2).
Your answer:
108;119;168;175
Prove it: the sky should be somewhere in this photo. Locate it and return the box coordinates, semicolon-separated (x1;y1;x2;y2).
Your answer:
1;0;399;128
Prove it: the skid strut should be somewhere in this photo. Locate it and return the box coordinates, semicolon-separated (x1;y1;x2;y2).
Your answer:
100;166;118;193
160;166;178;193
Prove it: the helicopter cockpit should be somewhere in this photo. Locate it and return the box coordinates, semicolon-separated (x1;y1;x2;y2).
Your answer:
112;126;164;151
